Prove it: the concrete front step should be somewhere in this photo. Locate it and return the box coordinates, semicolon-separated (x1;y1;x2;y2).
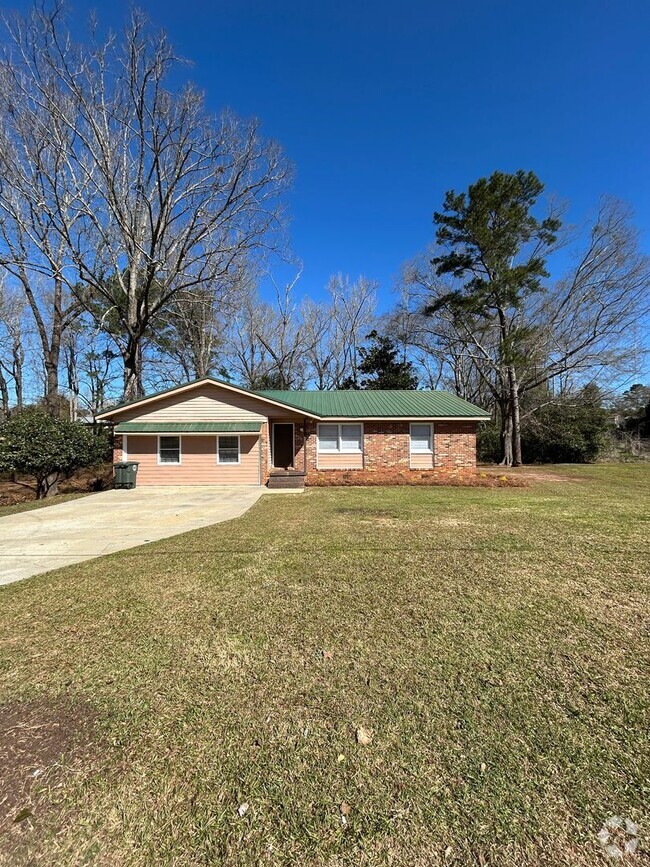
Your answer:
267;473;306;489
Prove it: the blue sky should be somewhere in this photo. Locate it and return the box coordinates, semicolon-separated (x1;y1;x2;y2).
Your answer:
10;0;650;313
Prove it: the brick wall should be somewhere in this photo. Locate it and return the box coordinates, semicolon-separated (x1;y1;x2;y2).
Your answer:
302;419;477;481
260;421;270;482
433;421;477;469
113;433;123;464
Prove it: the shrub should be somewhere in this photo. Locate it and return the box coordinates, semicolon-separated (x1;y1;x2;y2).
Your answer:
0;409;110;498
477;421;501;463
521;401;609;463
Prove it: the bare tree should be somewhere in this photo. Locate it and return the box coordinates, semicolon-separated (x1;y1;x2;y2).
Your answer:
227;271;307;389
0;49;83;414
253;271;308;388
1;4;291;400
520;199;650;398
0;281;26;416
150;286;229;383
302;275;377;388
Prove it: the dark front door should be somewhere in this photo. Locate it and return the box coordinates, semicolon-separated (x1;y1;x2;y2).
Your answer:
273;424;295;469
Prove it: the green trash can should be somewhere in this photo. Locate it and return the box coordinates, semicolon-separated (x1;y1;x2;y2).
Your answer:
114;461;139;489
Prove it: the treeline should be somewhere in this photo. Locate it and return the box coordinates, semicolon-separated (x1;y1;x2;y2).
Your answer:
0;4;649;466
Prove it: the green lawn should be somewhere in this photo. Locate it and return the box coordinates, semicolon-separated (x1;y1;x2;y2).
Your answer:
0;465;648;865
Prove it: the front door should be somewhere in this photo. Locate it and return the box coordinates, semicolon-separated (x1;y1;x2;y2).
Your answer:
273;424;295;469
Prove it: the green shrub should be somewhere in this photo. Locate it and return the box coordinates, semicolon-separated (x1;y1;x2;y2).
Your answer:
521;401;609;463
0;409;110;498
477;420;501;463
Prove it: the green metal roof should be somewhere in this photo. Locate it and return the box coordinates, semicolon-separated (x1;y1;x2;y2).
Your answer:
115;421;262;434
254;389;490;418
99;376;490;422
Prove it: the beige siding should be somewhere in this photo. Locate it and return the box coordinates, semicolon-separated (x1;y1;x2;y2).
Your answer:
126;435;260;485
410;452;434;469
117;384;270;423
317;452;363;470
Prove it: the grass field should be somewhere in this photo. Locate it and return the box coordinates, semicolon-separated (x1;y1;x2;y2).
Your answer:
0;465;648;865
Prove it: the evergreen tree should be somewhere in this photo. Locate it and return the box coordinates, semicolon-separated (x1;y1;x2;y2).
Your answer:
426;170;560;465
344;331;418;390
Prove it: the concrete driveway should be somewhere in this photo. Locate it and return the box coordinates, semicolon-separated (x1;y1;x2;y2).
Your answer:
0;486;263;586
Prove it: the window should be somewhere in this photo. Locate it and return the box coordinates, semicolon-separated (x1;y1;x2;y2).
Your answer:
410;423;433;453
317;424;339;452
158;435;181;464
317;423;363;453
217;435;240;464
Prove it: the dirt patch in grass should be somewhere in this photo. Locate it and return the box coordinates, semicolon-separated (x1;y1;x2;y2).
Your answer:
0;696;97;845
478;465;585;483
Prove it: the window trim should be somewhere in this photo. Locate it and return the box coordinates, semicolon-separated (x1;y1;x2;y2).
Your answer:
157;434;182;466
317;422;364;454
409;422;433;455
217;434;241;465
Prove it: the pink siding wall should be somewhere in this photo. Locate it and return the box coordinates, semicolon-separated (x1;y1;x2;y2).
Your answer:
316;452;364;469
410;452;434;469
124;435;260;485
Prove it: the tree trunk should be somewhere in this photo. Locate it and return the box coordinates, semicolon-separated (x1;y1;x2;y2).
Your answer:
44;355;60;416
508;365;523;466
12;330;24;410
0;368;9;420
499;404;513;466
44;473;60;497
123;335;145;401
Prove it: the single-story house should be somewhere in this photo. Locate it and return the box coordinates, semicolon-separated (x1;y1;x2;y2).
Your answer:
97;378;490;487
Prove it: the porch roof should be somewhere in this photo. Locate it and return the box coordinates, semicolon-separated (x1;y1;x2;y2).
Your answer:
115;421;262;434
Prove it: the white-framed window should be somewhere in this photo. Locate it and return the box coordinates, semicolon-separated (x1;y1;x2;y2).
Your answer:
217;435;240;464
317;423;363;453
410;423;433;454
158;435;181;464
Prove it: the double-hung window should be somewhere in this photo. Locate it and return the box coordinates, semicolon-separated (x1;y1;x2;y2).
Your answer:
409;423;433;454
317;423;363;453
217;435;240;464
158;435;181;464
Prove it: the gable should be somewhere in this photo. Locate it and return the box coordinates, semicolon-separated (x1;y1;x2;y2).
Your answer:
114;383;281;423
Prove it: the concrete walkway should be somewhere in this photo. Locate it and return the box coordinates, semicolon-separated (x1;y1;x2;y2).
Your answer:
0;486;263;586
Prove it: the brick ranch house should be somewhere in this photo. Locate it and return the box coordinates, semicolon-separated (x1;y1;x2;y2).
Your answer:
97;378;490;488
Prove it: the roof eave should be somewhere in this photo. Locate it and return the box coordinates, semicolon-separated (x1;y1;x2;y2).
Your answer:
314;415;490;421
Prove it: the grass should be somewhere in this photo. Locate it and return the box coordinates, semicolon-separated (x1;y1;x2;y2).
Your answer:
0;464;648;865
0;492;88;518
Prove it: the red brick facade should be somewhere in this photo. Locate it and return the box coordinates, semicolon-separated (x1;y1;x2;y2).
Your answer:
295;419;477;482
113;434;124;463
